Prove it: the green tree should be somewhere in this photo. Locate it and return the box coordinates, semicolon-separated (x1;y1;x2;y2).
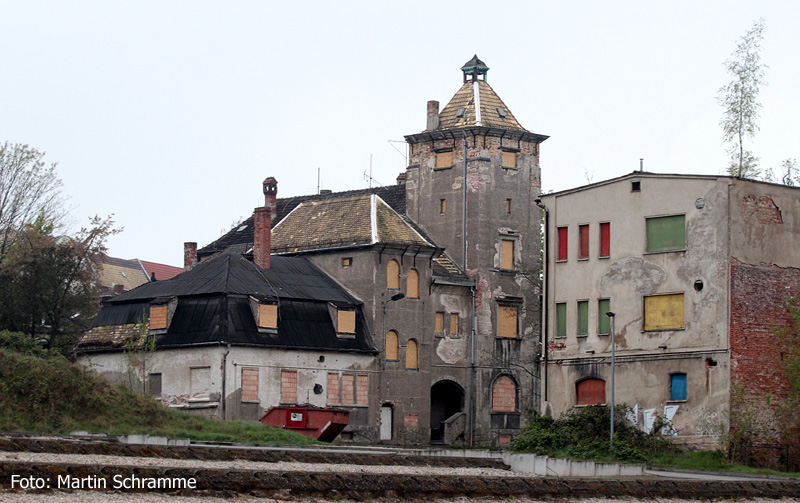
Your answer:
0;142;67;259
717;19;767;179
0;215;119;352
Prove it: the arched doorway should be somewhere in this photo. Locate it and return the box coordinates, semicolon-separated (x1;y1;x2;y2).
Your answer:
430;380;464;443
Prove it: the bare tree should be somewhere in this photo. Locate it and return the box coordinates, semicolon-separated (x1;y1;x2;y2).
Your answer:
717;19;767;179
0;142;67;261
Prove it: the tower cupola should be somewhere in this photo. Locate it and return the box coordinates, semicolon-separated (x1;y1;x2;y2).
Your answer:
461;55;489;83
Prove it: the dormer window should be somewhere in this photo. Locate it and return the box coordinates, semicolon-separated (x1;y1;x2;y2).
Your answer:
148;297;177;334
336;307;356;336
249;296;278;333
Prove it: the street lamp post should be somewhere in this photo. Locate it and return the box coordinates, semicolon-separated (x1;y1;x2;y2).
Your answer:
606;311;616;454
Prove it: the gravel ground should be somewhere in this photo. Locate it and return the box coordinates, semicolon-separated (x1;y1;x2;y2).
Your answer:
0;451;523;477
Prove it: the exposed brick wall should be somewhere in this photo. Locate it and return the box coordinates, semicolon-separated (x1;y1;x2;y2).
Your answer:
404;413;419;428
341;373;355;404
280;370;297;404
327;372;339;404
730;259;800;402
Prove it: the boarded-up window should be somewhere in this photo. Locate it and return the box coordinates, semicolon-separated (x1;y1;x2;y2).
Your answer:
327;372;339;404
147;373;162;398
646;215;685;252
406;339;418;369
644;293;684;330
436;151;452;169
387;259;400;289
342;257;352;267
556;303;567;337
258;304;278;329
577;300;588;336
386;330;398;360
241;368;259;401
357;374;369;406
576;378;605;405
149;305;167;330
599;222;610;257
337;309;356;334
498;305;518;339
557;227;568;261
492;376;517;412
341;373;355;404
579;224;589;259
407;269;419;298
435;312;444;335
449;313;459;336
506;199;512;214
281;369;297;404
598;299;611;335
502;151;516;168
190;366;210;401
670;373;687;401
439;199;446;214
501;239;514;270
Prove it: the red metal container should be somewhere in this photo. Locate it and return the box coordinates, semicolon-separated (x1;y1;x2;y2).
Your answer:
260;406;350;442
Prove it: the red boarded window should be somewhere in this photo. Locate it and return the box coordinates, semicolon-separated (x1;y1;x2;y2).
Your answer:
576;378;606;405
599;222;610;258
579;225;589;259
557;227;568;261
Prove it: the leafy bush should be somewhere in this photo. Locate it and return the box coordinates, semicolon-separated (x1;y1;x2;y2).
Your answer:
512;405;677;462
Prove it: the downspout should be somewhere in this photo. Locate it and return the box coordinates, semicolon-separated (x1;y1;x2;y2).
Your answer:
462;132;468;270
535;199;549;406
470;283;477;447
221;342;230;420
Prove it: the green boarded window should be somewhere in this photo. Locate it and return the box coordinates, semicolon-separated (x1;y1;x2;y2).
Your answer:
598;299;610;334
577;301;589;336
646;215;685;252
556;303;567;338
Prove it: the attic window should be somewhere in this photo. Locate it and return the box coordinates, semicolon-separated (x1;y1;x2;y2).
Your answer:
336;308;356;337
149;305;167;330
456;108;466;118
258;303;278;330
497;108;506;118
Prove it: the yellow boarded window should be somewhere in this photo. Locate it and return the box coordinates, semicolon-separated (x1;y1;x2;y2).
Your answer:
258;304;278;329
435;312;443;334
501;239;514;270
502;151;516;168
450;313;459;336
440;199;446;214
386;330;398;360
436;151;452;168
387;259;400;289
407;269;419;298
149;305;167;330
498;305;518;338
337;309;356;334
406;339;418;369
241;368;259;401
644;293;685;330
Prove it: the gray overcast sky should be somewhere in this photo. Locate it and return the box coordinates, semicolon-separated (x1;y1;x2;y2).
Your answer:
2;1;798;266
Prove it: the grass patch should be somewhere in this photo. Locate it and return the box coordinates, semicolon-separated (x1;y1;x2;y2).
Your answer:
0;347;318;446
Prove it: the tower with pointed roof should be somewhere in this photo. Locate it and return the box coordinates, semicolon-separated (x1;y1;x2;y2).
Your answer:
404;56;548;443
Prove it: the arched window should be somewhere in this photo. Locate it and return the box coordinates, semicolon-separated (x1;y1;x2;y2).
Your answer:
576;378;606;405
407;269;419;298
405;339;418;369
385;330;398;361
387;259;400;290
492;376;517;412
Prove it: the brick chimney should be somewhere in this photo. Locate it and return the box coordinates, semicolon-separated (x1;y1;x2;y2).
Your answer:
184;242;198;271
253;206;271;269
396;172;407;185
263;177;278;225
426;100;440;131
113;284;125;295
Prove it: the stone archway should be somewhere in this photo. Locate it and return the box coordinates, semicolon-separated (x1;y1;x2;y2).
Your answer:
430;380;465;443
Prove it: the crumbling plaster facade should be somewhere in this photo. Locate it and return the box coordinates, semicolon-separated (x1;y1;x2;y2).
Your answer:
540;173;800;444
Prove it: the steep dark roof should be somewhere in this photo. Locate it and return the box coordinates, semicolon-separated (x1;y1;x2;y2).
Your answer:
200;184;406;258
78;254;377;354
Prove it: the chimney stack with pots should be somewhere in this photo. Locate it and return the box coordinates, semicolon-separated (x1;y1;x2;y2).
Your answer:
184;242;198;271
426;100;440;131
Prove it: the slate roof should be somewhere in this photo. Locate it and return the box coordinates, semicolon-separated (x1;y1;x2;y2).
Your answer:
77;253;377;354
272;194;431;254
439;80;526;131
199;184;405;258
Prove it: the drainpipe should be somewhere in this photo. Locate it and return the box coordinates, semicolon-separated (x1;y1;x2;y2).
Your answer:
535;199;549;406
221;342;230;420
462;132;468;270
469;283;477;446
